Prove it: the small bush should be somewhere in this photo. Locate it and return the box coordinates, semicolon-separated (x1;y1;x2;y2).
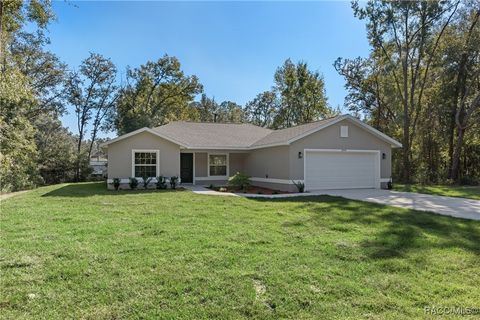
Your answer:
113;178;121;191
129;177;138;190
170;176;178;189
459;176;479;186
209;184;214;189
156;176;167;189
228;172;251;191
142;176;153;189
219;187;227;192
292;180;305;193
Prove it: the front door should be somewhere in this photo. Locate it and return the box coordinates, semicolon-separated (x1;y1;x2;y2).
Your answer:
180;153;193;183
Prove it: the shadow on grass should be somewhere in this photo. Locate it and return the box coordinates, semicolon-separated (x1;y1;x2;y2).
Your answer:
42;182;186;197
250;196;480;258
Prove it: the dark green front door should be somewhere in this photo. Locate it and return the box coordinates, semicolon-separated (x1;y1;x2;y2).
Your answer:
180;153;193;183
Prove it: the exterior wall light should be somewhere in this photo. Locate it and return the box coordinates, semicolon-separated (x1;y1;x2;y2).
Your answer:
298;151;303;159
382;153;386;160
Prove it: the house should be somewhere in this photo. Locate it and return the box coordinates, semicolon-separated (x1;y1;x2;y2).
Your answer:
89;156;108;177
102;114;401;191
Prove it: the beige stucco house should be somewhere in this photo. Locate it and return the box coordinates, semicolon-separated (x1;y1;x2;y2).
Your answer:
102;114;402;192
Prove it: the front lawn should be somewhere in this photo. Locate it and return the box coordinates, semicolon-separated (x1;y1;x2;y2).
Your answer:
1;182;479;319
394;183;480;200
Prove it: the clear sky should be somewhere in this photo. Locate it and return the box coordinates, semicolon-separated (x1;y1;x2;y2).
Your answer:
47;1;370;137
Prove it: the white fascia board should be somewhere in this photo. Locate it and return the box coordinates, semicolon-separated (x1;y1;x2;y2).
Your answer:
100;128;187;148
286;114;402;148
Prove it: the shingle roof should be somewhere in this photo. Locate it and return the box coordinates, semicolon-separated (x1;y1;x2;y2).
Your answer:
103;114;402;149
152;121;272;148
250;117;338;147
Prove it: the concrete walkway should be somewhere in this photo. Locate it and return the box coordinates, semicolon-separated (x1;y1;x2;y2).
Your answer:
184;185;480;221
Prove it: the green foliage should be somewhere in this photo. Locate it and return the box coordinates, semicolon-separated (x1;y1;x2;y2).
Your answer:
113;178;121;191
273;59;330;128
65;52;118;181
337;1;480;184
142;176;153;189
228;172;251;191
34;115;78;184
292;180;305;193
2;182;480;319
244;91;279;128
0;65;40;191
245;59;333;129
113;55;203;134
128;177;138;190
169;176;178;189
156;176;167;189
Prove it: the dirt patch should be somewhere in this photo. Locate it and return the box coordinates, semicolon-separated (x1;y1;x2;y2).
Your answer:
0;190;29;201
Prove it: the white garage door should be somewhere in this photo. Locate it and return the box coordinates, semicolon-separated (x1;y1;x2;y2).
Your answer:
305;151;379;190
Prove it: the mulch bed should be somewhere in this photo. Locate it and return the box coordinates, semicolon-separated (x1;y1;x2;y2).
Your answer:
208;185;290;195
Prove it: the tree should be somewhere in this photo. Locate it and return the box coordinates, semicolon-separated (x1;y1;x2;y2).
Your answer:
191;94;217;122
0;0;62;191
65;52;117;181
351;0;461;182
273;59;329;128
113;55;203;134
34;114;77;184
244;91;279;128
217;101;245;123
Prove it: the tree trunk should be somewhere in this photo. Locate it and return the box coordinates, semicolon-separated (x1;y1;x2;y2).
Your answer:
451;126;465;182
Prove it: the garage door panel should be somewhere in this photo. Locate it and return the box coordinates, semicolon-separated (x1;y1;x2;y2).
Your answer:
305;151;378;190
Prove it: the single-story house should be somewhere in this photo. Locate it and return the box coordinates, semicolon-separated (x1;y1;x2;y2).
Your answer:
102;114;402;192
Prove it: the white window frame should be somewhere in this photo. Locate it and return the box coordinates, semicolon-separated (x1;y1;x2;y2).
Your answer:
131;149;160;178
207;153;229;178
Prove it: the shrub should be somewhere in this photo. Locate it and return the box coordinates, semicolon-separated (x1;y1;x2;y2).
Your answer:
170;176;178;189
142;176;153;189
228;172;251;191
459;176;479;186
219;187;227;192
156;176;167;189
209;184;214;189
129;177;138;190
292;180;305;193
113;178;121;191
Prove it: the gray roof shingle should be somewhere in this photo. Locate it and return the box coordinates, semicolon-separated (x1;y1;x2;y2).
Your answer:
151;116;339;149
250;117;338;147
152;121;273;148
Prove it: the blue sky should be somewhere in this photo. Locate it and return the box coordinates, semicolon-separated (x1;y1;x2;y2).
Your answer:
47;1;370;137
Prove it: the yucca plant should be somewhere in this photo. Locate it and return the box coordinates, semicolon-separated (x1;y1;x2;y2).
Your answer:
129;177;138;190
292;180;305;193
156;176;167;189
113;178;121;191
142;176;153;189
170;176;178;189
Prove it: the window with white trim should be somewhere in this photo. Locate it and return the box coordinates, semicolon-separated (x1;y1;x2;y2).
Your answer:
209;154;227;176
134;151;157;177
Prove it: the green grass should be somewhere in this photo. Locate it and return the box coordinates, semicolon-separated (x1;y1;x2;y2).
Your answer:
1;182;479;319
394;184;480;200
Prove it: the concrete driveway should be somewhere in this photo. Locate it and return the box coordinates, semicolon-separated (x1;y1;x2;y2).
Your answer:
319;189;480;221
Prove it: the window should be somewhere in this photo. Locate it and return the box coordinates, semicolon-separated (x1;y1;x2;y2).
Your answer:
133;151;158;177
340;126;349;138
209;154;227;176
